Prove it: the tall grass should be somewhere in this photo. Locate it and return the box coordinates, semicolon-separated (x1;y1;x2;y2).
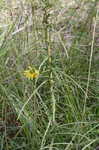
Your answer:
0;0;99;149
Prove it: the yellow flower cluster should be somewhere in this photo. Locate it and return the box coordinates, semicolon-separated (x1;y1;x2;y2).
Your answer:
23;66;39;79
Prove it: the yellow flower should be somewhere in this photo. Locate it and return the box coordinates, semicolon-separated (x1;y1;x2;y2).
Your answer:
23;66;39;79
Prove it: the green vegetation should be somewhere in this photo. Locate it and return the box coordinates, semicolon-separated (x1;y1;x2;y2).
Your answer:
0;0;99;149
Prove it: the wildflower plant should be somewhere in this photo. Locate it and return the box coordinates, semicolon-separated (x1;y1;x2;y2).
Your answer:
23;66;39;80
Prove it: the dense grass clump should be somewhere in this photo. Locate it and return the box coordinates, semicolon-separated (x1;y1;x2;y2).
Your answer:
0;0;99;149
